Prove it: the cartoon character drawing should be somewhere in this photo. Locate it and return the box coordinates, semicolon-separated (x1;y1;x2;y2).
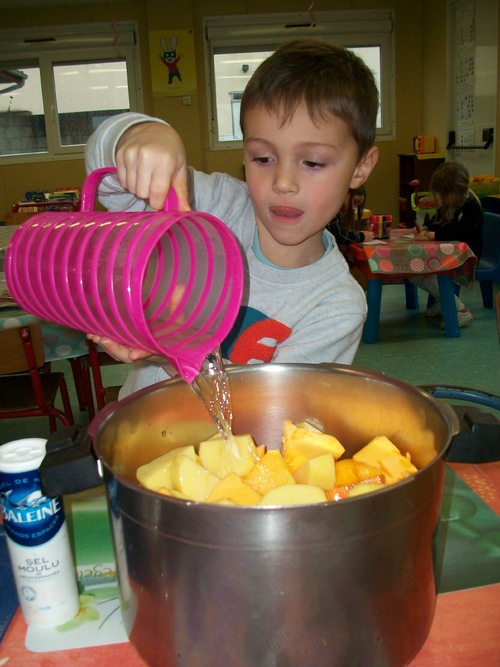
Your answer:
158;36;183;84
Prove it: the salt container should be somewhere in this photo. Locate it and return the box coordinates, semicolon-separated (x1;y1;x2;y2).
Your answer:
0;438;80;626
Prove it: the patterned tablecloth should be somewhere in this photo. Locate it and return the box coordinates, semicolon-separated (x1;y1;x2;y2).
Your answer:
0;307;89;362
349;229;478;286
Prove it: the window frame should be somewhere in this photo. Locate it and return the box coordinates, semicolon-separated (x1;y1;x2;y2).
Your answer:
203;10;395;151
0;22;143;165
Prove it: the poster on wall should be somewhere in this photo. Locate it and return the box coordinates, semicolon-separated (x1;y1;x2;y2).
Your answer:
450;0;497;175
453;0;475;149
149;29;197;96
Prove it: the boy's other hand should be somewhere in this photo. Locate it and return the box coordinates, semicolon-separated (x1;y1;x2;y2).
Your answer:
87;334;178;377
86;334;152;364
115;121;191;212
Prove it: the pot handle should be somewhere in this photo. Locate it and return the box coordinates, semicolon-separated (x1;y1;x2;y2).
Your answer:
445;407;500;463
39;425;103;497
421;385;500;463
435;399;461;439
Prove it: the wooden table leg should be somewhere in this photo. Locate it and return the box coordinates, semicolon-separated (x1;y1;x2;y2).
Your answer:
363;278;383;343
437;274;460;337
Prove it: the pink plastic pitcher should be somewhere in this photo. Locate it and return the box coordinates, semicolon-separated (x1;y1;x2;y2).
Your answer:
5;167;244;383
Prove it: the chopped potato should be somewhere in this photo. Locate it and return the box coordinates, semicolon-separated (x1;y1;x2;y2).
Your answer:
206;473;262;506
353;436;418;485
335;459;384;486
293;453;336;490
347;481;386;498
244;450;296;495
199;433;258;478
136;422;418;506
259;484;328;506
282;420;345;460
281;441;309;473
136;445;196;492
171;454;220;501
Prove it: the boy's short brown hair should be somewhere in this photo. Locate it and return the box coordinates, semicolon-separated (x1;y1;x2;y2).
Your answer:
240;39;379;159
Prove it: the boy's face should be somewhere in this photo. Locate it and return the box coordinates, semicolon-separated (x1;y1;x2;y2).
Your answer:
243;102;377;268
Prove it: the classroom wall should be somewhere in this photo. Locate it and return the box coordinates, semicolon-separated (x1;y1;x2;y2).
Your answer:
152;0;428;221
0;0;498;221
0;1;152;218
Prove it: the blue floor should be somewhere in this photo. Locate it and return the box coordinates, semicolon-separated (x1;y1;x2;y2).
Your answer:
353;282;499;397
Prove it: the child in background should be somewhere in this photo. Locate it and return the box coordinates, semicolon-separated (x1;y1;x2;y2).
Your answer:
85;39;379;396
341;186;367;230
412;161;483;328
327;186;374;244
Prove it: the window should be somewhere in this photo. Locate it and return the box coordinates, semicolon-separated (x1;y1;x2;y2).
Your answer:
0;23;143;164
204;10;395;150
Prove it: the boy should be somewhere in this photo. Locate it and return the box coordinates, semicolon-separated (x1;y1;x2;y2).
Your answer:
86;39;379;396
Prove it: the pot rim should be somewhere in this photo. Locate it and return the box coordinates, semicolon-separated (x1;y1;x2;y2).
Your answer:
87;362;459;510
88;361;459;436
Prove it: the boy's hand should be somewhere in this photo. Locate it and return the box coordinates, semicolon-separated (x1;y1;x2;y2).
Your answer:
87;334;179;377
115;121;191;212
86;283;186;369
87;334;152;363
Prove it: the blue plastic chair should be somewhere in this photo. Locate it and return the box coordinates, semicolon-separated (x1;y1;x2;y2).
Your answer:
475;212;500;308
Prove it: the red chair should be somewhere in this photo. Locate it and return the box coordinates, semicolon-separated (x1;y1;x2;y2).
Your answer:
83;340;123;414
0;325;74;433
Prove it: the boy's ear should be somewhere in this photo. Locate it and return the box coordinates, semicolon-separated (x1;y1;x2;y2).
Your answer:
349;146;379;189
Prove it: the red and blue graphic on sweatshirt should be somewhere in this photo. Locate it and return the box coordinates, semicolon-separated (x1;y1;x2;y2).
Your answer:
221;306;292;364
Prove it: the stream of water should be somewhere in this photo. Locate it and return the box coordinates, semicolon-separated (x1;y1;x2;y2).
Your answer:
190;346;234;440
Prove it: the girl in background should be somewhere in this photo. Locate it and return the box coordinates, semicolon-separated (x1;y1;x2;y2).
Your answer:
412;161;483;328
327;186;374;244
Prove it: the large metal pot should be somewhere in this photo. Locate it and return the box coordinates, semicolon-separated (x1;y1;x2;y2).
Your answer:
49;364;459;666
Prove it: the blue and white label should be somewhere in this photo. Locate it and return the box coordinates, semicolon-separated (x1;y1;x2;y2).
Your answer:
0;438;80;626
0;469;65;547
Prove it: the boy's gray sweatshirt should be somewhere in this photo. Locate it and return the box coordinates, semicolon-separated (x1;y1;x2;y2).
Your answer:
86;113;367;396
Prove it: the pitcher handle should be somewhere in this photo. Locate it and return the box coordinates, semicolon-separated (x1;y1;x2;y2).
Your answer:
80;166;178;212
